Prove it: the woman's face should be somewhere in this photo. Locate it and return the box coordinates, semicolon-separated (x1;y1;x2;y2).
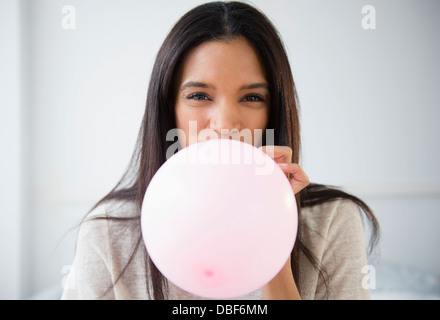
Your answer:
174;38;270;147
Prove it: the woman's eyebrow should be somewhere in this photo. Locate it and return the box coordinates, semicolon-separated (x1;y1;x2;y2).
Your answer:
180;81;269;91
180;81;215;91
239;83;269;90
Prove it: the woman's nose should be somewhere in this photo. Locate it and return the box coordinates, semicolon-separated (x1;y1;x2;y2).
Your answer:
209;101;242;137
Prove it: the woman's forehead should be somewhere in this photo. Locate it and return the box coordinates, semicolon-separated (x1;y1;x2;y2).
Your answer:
176;38;267;88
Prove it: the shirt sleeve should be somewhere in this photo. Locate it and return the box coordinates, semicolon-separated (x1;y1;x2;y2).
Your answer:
315;200;371;300
61;205;116;300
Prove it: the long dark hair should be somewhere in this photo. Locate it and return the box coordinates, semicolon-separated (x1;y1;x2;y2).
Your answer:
87;1;379;299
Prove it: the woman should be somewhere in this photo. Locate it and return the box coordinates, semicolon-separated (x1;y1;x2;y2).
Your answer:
62;1;379;300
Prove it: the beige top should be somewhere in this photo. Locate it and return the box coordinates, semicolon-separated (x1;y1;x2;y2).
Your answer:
61;198;370;300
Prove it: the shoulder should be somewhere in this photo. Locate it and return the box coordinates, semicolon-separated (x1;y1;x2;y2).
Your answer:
86;199;139;219
298;199;370;299
301;198;362;222
299;199;364;244
77;199;140;253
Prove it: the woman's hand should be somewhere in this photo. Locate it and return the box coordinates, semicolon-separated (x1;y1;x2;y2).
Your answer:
259;146;309;194
258;145;307;300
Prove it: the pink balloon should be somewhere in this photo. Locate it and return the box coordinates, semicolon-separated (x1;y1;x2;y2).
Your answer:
141;139;298;298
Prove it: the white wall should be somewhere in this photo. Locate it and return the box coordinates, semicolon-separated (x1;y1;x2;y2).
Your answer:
1;0;439;298
0;0;23;300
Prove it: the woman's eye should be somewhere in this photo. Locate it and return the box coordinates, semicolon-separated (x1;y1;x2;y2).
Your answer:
242;94;265;103
187;93;211;101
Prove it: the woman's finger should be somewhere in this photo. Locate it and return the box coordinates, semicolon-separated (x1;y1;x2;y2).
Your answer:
258;146;309;194
278;163;310;194
259;146;292;164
